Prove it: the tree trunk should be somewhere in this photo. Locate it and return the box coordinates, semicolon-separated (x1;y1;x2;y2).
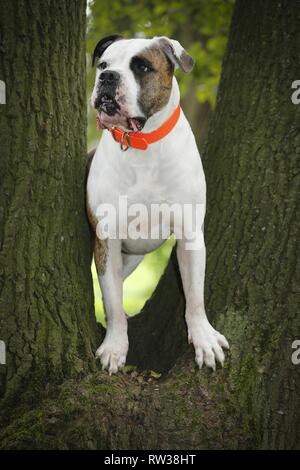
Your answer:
0;0;299;450
202;0;300;448
0;0;99;404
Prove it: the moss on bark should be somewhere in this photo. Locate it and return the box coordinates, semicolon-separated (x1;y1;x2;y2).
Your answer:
0;352;253;450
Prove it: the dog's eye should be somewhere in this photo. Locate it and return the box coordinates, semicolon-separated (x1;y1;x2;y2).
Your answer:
131;57;154;75
97;61;107;70
138;63;151;73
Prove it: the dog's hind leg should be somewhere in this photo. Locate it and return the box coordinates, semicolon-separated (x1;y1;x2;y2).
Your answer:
122;253;144;279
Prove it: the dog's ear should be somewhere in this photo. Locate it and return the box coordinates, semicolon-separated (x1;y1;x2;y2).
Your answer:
156;36;195;73
92;34;123;66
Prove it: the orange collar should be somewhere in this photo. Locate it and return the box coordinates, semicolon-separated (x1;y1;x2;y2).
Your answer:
96;103;181;151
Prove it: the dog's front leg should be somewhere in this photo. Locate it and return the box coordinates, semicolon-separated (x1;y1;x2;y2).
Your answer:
177;236;229;370
95;239;128;374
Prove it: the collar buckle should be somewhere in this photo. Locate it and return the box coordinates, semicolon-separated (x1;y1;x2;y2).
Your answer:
120;131;131;151
110;127;131;151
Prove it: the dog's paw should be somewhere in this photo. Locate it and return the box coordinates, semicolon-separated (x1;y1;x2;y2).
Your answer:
187;317;229;371
96;332;129;375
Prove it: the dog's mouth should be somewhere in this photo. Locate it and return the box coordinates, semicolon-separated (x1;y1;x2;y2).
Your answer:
127;117;146;132
98;94;120;116
96;94;146;133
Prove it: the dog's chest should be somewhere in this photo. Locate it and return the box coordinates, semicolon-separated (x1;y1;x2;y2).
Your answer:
122;163;173;205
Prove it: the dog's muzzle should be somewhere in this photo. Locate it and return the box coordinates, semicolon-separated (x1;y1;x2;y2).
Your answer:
95;70;121;115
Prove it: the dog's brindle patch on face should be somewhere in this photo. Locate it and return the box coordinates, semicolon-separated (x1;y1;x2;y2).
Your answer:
132;46;174;118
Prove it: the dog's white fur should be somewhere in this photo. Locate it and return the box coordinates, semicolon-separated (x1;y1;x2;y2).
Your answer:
87;37;229;374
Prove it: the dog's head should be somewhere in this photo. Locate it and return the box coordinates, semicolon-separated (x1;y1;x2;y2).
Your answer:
91;36;195;132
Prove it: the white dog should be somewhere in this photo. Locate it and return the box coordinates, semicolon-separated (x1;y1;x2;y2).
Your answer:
87;35;229;374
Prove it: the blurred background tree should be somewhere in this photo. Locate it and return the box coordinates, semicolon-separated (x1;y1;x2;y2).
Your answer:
86;0;234;322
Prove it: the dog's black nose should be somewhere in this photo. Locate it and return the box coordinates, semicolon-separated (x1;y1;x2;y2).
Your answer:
100;70;120;83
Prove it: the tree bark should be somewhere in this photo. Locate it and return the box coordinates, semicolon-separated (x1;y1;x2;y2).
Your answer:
0;0;299;450
0;0;99;404
202;0;300;448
